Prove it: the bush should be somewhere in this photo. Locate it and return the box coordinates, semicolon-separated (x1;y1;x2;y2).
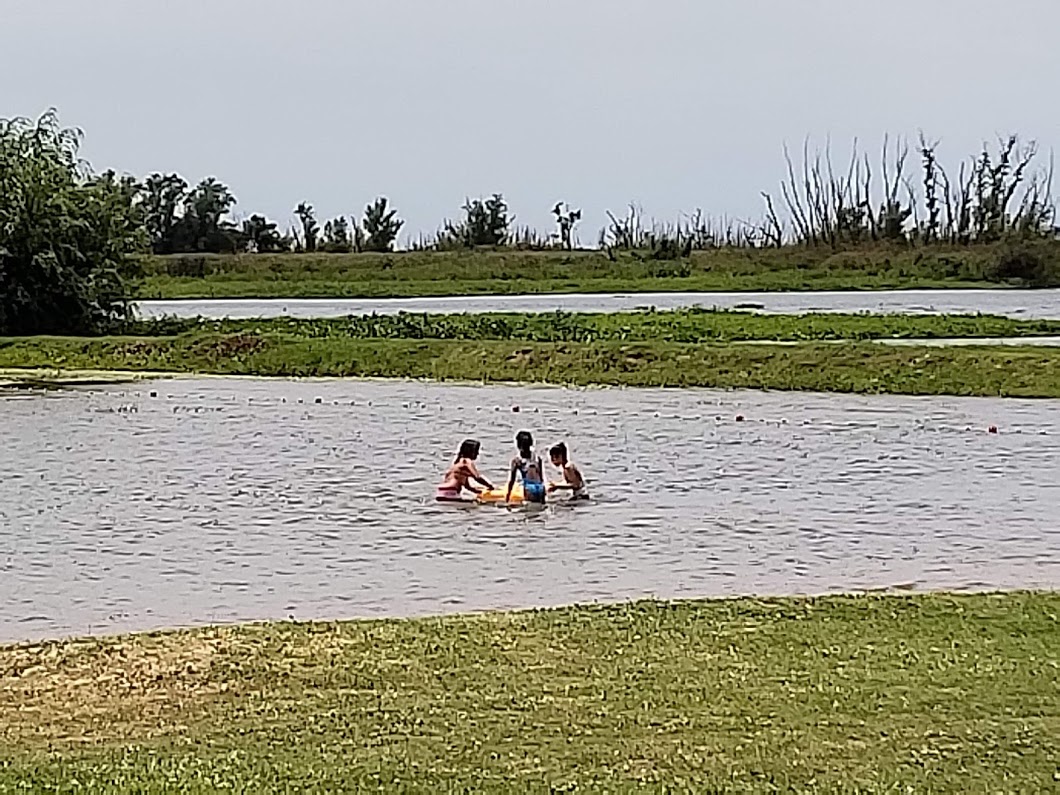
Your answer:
362;197;403;253
988;241;1060;287
164;255;212;278
438;194;510;248
0;111;145;335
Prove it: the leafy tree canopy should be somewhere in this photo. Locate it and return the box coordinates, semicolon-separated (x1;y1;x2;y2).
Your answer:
0;111;146;335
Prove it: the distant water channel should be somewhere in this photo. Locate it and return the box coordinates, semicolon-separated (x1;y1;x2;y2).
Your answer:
3;378;1059;644
137;288;1060;320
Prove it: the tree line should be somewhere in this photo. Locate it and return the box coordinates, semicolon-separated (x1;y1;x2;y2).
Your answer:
140;180;565;256
3;110;1058;336
138;173;402;255
134;139;1060;258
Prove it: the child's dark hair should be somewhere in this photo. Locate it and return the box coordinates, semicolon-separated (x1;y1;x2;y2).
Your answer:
456;439;480;462
549;442;568;460
515;430;533;457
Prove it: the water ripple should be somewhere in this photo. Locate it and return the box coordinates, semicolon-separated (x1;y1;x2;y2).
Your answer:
2;379;1059;643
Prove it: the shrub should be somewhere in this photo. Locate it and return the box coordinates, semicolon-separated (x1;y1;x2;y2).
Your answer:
361;197;403;253
0;111;145;335
988;241;1060;287
439;194;510;248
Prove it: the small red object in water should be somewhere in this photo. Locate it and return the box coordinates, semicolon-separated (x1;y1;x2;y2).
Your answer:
988;425;998;434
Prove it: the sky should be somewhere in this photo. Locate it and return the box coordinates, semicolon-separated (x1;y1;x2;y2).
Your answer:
3;0;1059;244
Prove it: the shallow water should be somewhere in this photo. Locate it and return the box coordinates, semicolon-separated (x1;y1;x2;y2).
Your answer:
138;288;1060;320
2;378;1059;644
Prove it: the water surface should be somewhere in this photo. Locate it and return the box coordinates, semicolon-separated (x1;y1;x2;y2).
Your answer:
137;288;1060;320
2;379;1058;644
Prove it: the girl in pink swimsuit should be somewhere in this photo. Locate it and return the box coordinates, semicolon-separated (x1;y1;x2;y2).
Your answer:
436;439;495;502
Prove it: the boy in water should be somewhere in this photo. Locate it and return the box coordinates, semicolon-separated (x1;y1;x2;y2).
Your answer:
547;442;589;500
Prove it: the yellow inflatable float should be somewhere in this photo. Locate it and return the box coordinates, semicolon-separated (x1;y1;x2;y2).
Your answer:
475;485;525;505
475;483;560;505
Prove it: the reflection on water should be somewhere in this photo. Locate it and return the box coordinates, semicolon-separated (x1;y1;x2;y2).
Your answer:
2;378;1059;643
137;288;1060;320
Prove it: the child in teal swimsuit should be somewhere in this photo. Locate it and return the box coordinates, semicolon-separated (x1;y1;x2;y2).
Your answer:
507;431;546;504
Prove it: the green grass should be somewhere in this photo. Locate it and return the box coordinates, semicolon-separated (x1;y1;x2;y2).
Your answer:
133;308;1060;344
3;332;1060;396
1;593;1057;792
136;243;1046;299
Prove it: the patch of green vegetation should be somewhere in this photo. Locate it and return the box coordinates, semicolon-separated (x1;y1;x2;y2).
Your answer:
1;593;1057;792
133;308;1060;344
2;332;1060;396
0;368;147;390
137;243;1060;299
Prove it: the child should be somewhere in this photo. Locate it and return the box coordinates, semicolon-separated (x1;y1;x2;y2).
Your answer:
548;442;589;500
507;431;546;504
436;439;495;502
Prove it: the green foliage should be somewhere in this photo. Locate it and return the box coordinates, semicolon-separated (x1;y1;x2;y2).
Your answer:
241;215;288;253
139;174;246;255
0;111;145;335
988;240;1060;286
321;216;351;253
293;203;318;253
129;309;1060;345
438;194;510;248
361;197;403;253
6;325;1060;397
176;178;240;253
769;134;1057;248
552;201;581;250
136;242;1060;299
141;173;188;254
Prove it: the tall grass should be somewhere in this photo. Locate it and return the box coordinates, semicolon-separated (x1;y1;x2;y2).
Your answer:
764;135;1056;248
592;136;1056;255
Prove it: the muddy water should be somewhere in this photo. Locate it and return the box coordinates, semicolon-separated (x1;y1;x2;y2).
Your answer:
137;288;1060;320
2;379;1059;643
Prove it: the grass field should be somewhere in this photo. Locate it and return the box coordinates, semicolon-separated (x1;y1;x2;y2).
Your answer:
2;593;1057;792
136;243;1057;299
3;331;1060;397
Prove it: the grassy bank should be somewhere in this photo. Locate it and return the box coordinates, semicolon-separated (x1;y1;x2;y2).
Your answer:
3;332;1060;396
137;242;1060;299
2;593;1057;791
134;309;1060;344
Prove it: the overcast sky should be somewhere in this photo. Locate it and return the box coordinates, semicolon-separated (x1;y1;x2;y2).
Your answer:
4;0;1058;242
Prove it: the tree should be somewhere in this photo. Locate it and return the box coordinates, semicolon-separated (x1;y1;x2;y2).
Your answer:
177;178;238;252
322;216;352;252
295;202;319;253
242;214;288;253
361;197;404;252
552;202;582;250
141;173;188;254
441;194;509;247
0;111;146;335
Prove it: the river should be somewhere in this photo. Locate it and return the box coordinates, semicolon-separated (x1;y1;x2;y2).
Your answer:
3;378;1058;644
136;288;1060;320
